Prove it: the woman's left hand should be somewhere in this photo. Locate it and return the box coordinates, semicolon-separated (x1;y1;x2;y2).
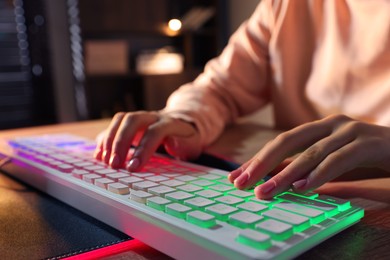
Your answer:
228;114;390;199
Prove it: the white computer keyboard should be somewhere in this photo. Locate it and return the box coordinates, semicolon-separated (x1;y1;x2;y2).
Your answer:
0;134;364;260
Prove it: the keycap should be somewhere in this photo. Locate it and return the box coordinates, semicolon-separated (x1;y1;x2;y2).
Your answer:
166;203;192;219
186;210;216;228
148;185;176;196
277;193;339;217
205;204;238;221
130;190;153;203
95;178;115;189
262;208;310;232
236;202;268;213
165;191;194;202
274;202;326;224
146;197;171;211
255;219;293;241
107;182;130;195
229;211;264;228
236;229;272;249
184;197;215;209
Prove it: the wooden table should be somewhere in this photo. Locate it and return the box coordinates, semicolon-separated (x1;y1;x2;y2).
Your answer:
0;119;389;259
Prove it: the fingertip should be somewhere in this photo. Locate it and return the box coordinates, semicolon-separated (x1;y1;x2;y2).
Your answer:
292;179;308;193
102;150;111;164
228;168;242;183
254;180;276;199
94;148;103;160
109;153;121;169
233;172;249;189
127;157;141;172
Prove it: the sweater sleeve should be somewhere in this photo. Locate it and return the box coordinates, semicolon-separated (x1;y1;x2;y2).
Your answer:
162;0;276;147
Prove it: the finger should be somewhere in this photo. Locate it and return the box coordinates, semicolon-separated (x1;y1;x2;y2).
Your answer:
304;139;373;191
110;112;159;168
236;115;350;190
268;126;356;195
127;118;197;171
94;130;106;160
314;178;390;203
100;112;125;163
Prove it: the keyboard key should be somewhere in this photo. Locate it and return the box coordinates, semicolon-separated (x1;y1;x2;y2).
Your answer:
84;165;106;171
277;193;339;217
215;195;244;206
95;178;115;189
262;208;310;232
174;175;198;182
190;179;214;187
195;189;222;199
228;190;253;199
147;197;171;211
145;175;170;182
165;191;194;202
82;173;101;184
236;229;271;250
229;211;264;228
166;203;192;219
130;190;153;203
132;181;159;191
95;169;118;176
184;197;215;209
176;184;203;193
148;185;176;196
57;163;74;173
187;210;216;228
316;194;351;211
160;180;185;187
237;202;268;213
255;219;293;241
72;169;89;179
106;172;130;181
107;182;130;195
205;204;238;221
208;184;235;192
250;197;280;206
199;174;222;181
119;176;143;187
274;202;326;224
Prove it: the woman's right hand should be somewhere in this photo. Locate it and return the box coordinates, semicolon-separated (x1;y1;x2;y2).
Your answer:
94;111;202;171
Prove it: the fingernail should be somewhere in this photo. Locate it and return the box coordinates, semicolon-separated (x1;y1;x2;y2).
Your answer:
127;158;140;171
109;154;120;168
94;148;102;159
259;180;276;194
103;150;110;163
234;172;249;187
292;179;307;190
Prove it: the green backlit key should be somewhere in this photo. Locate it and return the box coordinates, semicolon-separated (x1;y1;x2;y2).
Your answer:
273;202;326;224
237;202;268;213
184;197;215;209
146;196;171;211
236;229;272;250
262;208;310;232
255;219;293;241
229;211;264;228
205;203;238;221
316;194;351;211
166;203;192;219
187;210;216;228
277;193;339;217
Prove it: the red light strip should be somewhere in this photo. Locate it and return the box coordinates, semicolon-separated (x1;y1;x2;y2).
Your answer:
62;239;138;260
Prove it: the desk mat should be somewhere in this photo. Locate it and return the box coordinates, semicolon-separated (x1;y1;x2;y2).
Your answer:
0;171;131;260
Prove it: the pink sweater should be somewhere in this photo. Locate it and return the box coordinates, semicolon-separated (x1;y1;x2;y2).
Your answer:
163;0;390;147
